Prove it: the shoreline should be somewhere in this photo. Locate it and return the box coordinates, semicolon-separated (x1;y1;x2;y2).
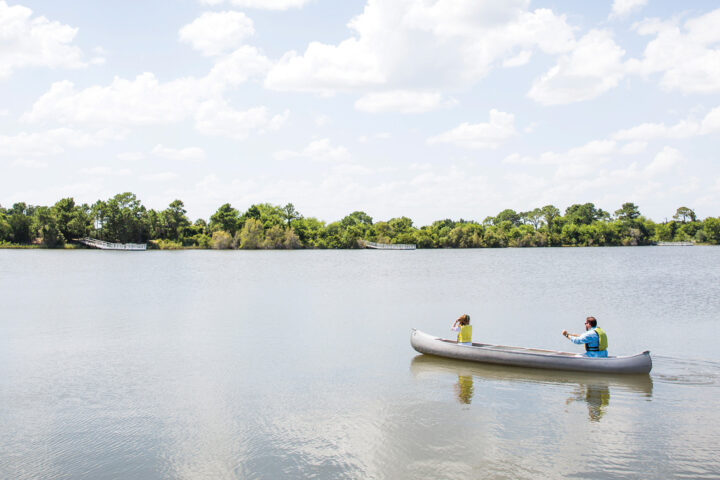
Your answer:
1;243;713;251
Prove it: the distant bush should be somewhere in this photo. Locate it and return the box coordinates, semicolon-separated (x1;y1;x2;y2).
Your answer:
154;239;183;250
211;231;233;249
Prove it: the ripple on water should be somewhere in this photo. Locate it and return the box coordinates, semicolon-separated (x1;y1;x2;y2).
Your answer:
651;356;720;386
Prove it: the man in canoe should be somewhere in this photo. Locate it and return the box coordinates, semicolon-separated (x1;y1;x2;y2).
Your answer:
562;316;608;357
451;314;472;345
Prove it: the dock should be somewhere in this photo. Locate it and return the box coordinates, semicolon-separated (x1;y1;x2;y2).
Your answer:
77;237;147;251
361;240;416;250
656;241;694;246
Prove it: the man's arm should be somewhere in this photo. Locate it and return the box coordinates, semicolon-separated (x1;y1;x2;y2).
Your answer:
567;330;595;345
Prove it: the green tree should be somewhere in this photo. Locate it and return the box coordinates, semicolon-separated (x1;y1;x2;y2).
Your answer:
239;218;264;249
96;193;147;243
654;222;674;242
292;217;326;247
413;227;436;248
263;225;285;249
183;219;210;247
282;203;302;226
508;224;537;247
243;203;285;230
341;211;374;246
539;205;561;245
614;202;641;221
209;203;241;236
144;209;163;240
210;231;233;249
53;198;91;241
388;216;413;236
494;209;521;226
0;210;11;242
524;208;544;231
703;217;720;244
673;207;696;223
8;203;34;244
444;223;484;248
33;206;62;247
677;222;701;241
162;200;190;241
283;227;302;249
341;211;373;228
565;203;605;226
483;226;507;247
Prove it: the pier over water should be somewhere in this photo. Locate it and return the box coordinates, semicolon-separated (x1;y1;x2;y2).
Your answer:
77;237;147;250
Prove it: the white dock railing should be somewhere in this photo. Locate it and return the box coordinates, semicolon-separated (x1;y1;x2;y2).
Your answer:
656;241;694;246
78;237;147;251
361;240;416;250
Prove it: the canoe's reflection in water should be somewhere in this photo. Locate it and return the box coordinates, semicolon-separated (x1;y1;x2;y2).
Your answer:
410;354;653;421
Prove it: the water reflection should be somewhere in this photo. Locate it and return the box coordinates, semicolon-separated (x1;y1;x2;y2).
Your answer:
565;384;610;422
410;355;652;421
455;375;474;404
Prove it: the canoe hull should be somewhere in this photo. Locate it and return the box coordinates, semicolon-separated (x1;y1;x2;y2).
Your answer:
410;329;652;374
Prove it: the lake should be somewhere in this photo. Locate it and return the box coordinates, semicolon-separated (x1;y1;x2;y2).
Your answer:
1;247;719;479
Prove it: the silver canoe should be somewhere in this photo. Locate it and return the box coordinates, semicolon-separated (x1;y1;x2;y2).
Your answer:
410;329;652;374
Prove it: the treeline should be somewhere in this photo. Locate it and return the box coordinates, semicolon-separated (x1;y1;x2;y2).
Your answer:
1;193;719;249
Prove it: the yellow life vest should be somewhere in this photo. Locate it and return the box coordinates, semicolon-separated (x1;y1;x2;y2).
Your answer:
596;327;608;351
458;325;472;343
585;327;608;352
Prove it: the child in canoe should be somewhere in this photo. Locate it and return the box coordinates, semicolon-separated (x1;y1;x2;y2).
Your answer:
451;314;472;345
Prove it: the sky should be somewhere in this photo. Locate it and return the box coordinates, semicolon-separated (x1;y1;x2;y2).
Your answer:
1;0;719;225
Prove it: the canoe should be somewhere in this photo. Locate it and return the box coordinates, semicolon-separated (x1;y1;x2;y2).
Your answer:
410;329;652;374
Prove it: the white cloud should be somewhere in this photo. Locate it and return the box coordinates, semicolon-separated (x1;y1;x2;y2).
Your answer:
0;128;121;157
204;46;273;87
194;100;289;139
11;158;48;169
527;29;626;105
609;0;647;19
117;152;146;162
613;121;699;141
265;0;576;94
79;166;132;176
152;144;206;162
504;138;621;170
200;0;313;10
179;11;254;56
23;74;202;126
645;146;683;176
701;105;720;134
568;139;616;157
141;172;180;182
503;50;532;67
503;153;536;165
275;138;349;162
354;90;456;113
619;141;647;155
427;109;516;149
266;39;385;94
627;9;720;94
22;48;276;140
612;106;720;141
0;1;87;79
314;114;331;126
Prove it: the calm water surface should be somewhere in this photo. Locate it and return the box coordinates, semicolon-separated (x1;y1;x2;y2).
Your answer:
1;247;719;479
